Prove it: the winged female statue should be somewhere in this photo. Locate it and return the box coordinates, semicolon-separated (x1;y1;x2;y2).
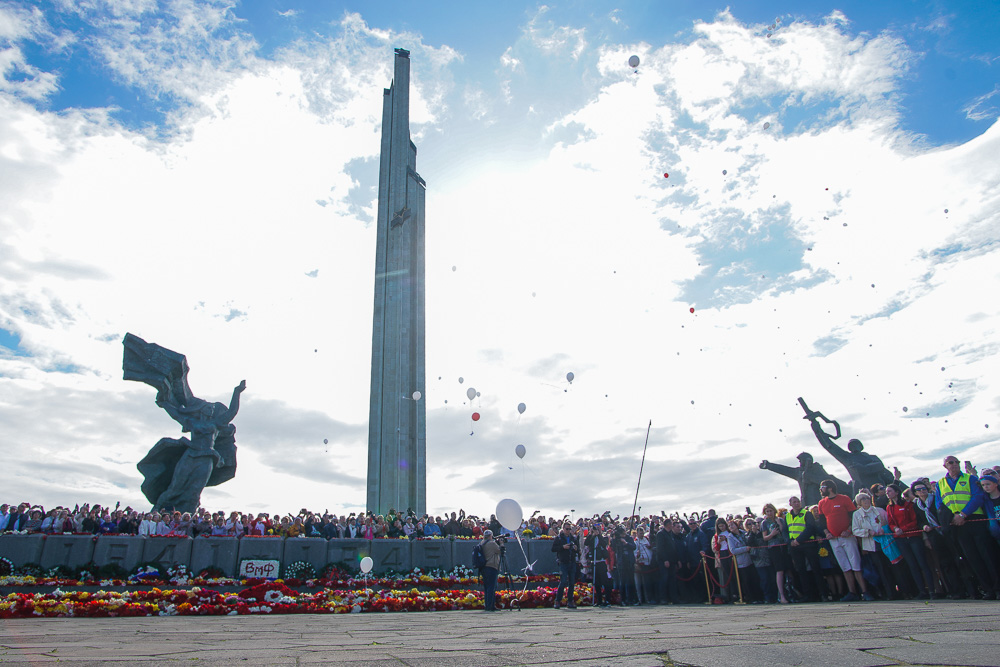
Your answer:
123;333;245;512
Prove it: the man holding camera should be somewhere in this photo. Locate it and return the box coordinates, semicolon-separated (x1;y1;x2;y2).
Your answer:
480;530;501;611
551;523;578;609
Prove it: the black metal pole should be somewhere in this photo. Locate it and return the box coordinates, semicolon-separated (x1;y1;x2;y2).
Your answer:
630;420;652;527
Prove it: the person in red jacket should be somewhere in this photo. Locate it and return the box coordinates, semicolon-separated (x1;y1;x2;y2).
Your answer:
885;483;935;599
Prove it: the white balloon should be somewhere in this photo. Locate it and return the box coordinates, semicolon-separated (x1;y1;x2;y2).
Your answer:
412;391;421;401
515;444;526;459
566;372;575;383
323;438;328;445
458;377;464;384
628;55;640;68
496;498;524;532
517;402;526;414
360;556;373;574
467;387;477;401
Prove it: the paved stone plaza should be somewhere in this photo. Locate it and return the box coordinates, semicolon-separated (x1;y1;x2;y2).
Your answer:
0;601;997;665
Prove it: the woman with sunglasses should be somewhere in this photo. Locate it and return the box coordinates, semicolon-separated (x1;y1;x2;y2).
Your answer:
885;483;935;599
909;480;955;598
745;518;777;603
760;503;791;603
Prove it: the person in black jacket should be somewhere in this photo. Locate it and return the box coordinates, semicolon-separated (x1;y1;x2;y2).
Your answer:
656;520;680;604
4;504;28;532
81;510;101;534
614;525;637;606
786;496;828;602
585;523;613;607
551;523;578;609
684;518;710;602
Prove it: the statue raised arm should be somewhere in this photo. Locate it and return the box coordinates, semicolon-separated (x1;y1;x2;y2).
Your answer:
798;396;892;494
760;459;800;480
760;451;846;506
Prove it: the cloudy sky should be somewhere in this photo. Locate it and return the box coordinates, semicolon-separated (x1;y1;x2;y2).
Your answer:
1;0;998;520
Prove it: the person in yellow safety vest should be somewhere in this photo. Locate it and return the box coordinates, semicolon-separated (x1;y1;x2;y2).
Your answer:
934;456;1000;599
786;496;829;602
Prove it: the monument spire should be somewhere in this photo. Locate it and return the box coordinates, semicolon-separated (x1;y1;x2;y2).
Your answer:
367;48;427;516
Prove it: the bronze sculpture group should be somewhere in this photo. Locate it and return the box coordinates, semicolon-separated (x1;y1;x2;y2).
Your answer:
760;397;895;501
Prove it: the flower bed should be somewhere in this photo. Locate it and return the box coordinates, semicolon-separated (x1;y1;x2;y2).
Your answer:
0;583;596;618
0;564;559;590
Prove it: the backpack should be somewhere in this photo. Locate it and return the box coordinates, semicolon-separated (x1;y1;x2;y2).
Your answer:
472;543;486;570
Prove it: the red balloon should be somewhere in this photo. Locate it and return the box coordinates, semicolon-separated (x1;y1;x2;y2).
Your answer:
689;307;695;313
471;412;481;421
663;173;669;178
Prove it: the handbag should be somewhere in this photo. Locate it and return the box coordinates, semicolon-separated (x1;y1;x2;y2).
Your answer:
873;534;903;564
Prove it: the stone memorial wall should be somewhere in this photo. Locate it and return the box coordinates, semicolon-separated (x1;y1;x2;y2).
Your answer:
0;536;559;578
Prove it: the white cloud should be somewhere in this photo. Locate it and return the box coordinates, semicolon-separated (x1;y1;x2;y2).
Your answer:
463;84;492;122
659;11;913;126
963;84;999;122
825;10;850;26
500;46;520;71
524;6;587;61
0;4;70;100
53;0;259;103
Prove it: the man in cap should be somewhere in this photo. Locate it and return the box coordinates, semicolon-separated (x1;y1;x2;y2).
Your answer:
480;530;501;611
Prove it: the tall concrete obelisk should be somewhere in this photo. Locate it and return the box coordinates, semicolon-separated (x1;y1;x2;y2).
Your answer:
367;48;426;516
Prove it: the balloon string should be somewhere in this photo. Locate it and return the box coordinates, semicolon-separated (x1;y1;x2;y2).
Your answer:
513;531;535;595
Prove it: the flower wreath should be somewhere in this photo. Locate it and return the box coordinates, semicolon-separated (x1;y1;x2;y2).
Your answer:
18;563;43;577
129;563;164;583
0;556;13;576
283;560;316;580
45;565;76;579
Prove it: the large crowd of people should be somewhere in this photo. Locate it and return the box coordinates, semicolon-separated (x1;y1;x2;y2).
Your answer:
4;455;999;607
0;505;501;539
531;455;1000;608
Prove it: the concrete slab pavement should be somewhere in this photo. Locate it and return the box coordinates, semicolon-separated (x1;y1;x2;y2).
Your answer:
0;600;997;665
